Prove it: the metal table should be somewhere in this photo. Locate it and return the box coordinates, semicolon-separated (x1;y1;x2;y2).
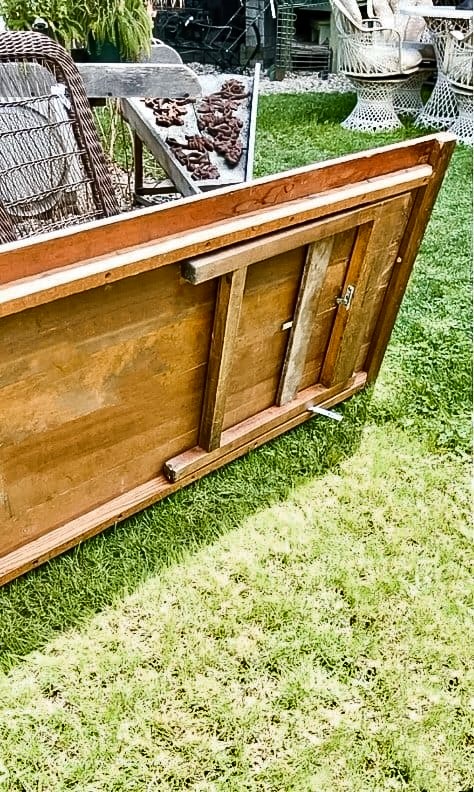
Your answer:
400;4;473;128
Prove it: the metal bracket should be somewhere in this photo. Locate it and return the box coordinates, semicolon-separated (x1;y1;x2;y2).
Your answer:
307;404;343;422
336;283;355;310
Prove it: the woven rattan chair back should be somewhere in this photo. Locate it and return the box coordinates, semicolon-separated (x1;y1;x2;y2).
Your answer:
0;31;119;243
0;199;16;242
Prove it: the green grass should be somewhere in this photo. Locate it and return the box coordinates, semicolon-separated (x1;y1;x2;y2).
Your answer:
0;92;472;791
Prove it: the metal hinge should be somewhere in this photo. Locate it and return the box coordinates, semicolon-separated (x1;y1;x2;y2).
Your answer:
336;284;355;310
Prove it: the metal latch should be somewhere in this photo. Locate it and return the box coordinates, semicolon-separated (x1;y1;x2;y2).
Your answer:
336;284;355;310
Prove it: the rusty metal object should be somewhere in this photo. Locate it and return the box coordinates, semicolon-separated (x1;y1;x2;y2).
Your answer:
144;95;193;127
196;79;247;169
190;162;220;181
198;95;240;114
219;79;250;101
217;139;243;167
185;134;215;152
166;136;220;180
143;79;249;180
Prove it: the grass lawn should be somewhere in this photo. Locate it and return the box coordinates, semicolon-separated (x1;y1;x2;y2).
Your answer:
0;93;472;792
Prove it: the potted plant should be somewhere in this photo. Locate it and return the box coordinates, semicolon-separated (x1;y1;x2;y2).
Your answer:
0;0;153;62
80;0;153;62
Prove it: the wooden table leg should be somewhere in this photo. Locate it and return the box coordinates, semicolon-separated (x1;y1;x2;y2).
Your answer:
133;132;144;194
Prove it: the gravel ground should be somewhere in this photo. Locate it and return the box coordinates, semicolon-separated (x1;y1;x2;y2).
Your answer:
258;70;352;94
188;63;352;95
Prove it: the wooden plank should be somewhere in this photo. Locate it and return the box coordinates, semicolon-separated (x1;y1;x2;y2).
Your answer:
245;62;261;182
181;201;384;285
164;372;366;484
277;237;335;405
297;229;358;391
145;42;183;64
0;135;443;288
222;247;305;431
0;473;12;522
199;268;247;451
0;374;367;587
77;62;202;99
0;135;455;585
0;165;434;318
133;133;144;193
0;266;216;550
121;98;201;198
320;221;375;387
321;197;414;387
365;135;456;383
344;193;416;376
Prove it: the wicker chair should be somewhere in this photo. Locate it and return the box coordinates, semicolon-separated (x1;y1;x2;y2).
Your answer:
0;199;16;242
0;31;119;244
444;29;473;145
330;0;424;131
367;0;435;117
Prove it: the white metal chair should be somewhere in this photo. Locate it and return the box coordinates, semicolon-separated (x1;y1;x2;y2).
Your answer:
330;0;423;131
444;29;473;145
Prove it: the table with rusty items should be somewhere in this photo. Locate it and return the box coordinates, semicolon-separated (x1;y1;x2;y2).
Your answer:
121;65;260;204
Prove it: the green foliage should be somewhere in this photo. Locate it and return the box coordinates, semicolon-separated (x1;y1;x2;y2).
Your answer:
254;92;420;174
0;0;83;47
77;0;152;61
0;0;152;60
0;425;471;791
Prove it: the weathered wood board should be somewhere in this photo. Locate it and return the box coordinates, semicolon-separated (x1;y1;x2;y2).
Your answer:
77;61;202;99
0;134;455;585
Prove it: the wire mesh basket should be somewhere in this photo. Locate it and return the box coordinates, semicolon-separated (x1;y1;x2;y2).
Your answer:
276;0;332;75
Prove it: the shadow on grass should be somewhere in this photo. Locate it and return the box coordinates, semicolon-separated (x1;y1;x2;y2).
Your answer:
0;392;371;672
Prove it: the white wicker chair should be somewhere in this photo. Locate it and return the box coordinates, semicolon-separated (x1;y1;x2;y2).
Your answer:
444;29;473;145
330;0;424;131
367;0;435;117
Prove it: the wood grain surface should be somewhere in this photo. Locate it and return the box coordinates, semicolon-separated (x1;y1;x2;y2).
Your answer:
0;134;455;585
